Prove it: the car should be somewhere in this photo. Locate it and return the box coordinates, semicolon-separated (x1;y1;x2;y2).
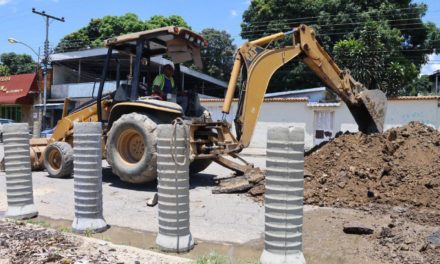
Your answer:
40;128;54;139
0;118;14;143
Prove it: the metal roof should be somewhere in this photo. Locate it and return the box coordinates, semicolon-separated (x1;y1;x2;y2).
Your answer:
49;48;226;88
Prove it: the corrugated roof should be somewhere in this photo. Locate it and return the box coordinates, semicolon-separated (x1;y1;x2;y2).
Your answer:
387;96;440;101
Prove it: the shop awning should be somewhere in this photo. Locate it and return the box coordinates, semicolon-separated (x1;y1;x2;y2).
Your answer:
0;73;38;104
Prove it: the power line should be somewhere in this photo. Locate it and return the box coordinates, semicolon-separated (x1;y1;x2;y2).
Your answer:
241;6;430;27
43;8;440;47
32;7;65;121
241;13;433;32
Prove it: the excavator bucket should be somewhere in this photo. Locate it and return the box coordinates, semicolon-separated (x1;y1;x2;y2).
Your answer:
359;89;387;132
348;89;387;133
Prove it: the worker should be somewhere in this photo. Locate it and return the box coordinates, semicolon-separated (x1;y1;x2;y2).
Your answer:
152;64;175;101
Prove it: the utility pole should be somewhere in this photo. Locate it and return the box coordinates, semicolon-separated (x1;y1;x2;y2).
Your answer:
436;72;439;94
32;8;65;128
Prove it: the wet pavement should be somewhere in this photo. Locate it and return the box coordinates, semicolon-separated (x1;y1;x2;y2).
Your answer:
0;143;266;244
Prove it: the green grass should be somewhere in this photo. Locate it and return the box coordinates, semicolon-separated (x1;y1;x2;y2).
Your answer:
58;226;71;233
192;252;231;264
15;219;72;234
83;228;95;237
19;219;51;228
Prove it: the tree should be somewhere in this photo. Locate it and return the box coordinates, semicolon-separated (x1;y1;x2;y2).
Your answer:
56;13;190;52
0;53;36;75
241;0;440;95
401;75;432;96
200;28;236;81
0;65;10;76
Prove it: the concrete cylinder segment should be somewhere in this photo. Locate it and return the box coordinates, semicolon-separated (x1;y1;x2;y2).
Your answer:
3;123;38;220
155;123;194;253
260;126;306;264
71;122;108;233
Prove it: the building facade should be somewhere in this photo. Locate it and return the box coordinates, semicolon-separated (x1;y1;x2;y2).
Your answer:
0;73;39;126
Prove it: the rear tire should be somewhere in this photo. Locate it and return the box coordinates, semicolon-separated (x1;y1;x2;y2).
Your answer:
106;113;158;184
43;141;73;178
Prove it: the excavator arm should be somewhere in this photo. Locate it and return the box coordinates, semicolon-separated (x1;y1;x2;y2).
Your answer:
222;24;387;148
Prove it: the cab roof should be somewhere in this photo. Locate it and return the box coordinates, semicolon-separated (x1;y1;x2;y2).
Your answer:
104;26;207;68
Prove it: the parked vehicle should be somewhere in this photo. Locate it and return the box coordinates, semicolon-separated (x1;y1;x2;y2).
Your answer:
40;128;54;139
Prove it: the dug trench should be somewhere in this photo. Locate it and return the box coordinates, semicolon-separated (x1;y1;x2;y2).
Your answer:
244;121;440;263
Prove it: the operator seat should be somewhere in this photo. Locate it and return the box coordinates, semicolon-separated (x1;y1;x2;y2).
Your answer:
113;84;130;102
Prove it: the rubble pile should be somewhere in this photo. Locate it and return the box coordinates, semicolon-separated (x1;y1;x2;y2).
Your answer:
372;217;440;264
249;122;440;211
304;121;440;210
0;220;119;263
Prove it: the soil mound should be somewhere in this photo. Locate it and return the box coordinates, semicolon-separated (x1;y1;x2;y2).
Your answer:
303;121;440;209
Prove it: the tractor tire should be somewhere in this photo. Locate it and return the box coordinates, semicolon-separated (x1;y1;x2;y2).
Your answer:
190;159;212;174
43;141;74;178
106;113;158;184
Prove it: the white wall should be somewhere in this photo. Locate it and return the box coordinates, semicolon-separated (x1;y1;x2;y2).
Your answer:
202;97;440;151
384;100;440;129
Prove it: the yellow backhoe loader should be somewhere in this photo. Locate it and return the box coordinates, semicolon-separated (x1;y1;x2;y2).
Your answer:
15;24;385;187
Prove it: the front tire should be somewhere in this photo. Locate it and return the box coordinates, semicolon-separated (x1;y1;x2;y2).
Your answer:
106;113;158;183
43;141;73;178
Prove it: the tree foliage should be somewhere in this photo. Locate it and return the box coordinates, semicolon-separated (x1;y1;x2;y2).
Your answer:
241;0;440;95
0;53;35;75
0;65;10;76
401;75;432;96
200;28;236;81
56;13;190;52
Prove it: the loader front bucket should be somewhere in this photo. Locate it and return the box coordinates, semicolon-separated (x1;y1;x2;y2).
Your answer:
29;138;48;170
0;138;47;171
347;89;387;133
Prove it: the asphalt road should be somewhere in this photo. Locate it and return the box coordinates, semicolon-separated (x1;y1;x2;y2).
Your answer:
0;143;402;264
0;143;265;244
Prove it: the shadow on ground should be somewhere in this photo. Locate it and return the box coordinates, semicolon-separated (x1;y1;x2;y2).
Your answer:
101;166;217;191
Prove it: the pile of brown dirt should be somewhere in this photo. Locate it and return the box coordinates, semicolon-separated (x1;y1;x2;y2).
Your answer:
303;121;440;211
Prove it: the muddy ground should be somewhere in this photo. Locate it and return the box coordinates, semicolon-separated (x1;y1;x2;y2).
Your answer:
248;122;440;263
304;121;440;211
0;219;189;264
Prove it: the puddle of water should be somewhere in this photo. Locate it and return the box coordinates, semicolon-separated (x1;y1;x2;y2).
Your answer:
0;211;5;219
35;216;263;263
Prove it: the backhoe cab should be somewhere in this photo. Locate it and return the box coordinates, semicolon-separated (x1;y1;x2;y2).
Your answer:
29;26;228;183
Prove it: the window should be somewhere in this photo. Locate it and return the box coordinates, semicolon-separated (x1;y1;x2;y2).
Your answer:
0;105;22;122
